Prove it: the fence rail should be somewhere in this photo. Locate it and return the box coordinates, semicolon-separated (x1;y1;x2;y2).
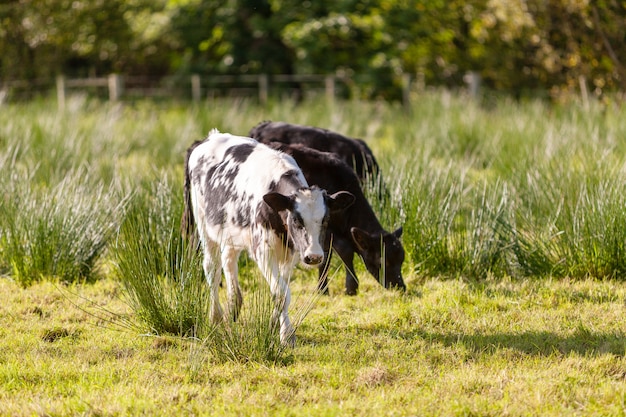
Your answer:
1;72;483;108
2;73;352;108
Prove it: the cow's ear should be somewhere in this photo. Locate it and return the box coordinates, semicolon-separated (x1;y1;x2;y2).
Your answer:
263;192;293;212
351;227;373;252
393;227;403;238
327;191;355;212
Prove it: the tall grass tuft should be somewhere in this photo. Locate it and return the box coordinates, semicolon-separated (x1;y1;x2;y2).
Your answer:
202;272;289;364
202;257;331;364
113;176;211;337
0;166;126;286
451;180;515;280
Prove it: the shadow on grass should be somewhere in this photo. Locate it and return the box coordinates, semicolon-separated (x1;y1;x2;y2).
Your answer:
407;328;626;357
299;321;626;358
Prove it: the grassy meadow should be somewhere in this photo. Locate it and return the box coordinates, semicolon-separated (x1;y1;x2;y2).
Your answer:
2;92;626;415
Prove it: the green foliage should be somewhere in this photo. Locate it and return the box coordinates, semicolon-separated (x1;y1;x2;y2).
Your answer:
0;0;175;78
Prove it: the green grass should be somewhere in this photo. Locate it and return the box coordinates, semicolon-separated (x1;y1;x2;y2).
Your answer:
2;93;626;414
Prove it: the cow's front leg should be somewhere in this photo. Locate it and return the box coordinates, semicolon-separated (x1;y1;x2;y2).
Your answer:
255;246;296;347
221;245;243;321
317;249;333;295
333;237;359;295
270;273;295;347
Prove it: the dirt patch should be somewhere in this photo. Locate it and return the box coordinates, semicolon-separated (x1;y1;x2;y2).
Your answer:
41;327;79;343
353;365;395;389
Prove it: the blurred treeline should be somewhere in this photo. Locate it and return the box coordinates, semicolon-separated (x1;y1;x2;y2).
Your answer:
1;0;624;100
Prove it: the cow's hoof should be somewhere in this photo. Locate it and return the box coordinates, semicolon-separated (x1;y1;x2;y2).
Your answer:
345;288;358;296
280;333;296;348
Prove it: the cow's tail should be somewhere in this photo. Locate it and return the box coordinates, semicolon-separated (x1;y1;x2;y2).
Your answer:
181;140;204;246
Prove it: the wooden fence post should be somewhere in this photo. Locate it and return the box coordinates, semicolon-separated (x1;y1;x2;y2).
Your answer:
401;73;411;110
108;74;123;101
191;74;201;102
464;71;481;98
325;75;335;103
258;74;268;104
56;75;66;110
579;75;589;110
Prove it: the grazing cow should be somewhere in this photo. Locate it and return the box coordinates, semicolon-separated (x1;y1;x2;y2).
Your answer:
249;121;381;184
264;141;405;295
182;129;354;346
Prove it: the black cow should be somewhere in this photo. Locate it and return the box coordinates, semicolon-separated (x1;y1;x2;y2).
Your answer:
249;121;381;185
264;141;405;295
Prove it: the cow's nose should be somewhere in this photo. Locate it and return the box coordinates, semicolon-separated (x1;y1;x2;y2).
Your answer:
304;254;323;265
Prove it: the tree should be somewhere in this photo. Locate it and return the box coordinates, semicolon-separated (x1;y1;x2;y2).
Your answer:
2;0;626;99
0;0;175;79
169;0;294;75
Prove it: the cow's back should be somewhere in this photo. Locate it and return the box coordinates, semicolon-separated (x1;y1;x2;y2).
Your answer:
264;142;358;196
263;142;381;234
249;121;379;181
186;131;306;247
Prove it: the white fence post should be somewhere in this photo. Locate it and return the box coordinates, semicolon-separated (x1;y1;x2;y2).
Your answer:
56;75;66;110
108;74;123;101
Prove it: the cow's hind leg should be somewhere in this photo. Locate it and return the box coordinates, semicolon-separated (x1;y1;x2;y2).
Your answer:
202;240;224;323
220;245;243;321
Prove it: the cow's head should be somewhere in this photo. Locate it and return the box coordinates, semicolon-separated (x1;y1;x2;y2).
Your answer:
351;227;406;291
264;187;354;267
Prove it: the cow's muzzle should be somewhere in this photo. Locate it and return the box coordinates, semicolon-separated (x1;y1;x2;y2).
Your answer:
303;253;323;265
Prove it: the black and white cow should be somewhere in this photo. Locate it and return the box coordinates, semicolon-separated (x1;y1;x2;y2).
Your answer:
263;141;405;296
249;121;381;184
182;129;354;346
